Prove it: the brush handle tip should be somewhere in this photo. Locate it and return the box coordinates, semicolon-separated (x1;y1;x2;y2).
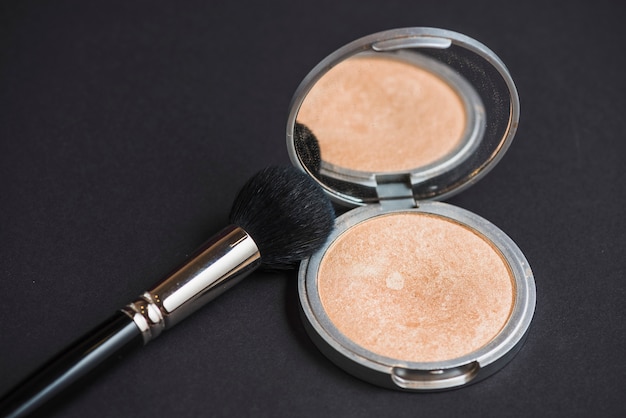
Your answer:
0;312;142;418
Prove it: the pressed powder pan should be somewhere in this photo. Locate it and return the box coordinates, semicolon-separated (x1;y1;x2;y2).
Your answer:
286;27;536;391
317;212;514;364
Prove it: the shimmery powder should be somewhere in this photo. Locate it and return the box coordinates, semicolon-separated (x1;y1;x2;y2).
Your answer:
297;56;467;172
317;213;514;362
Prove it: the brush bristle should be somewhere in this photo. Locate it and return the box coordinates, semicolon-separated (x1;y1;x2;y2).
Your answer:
229;166;335;269
294;122;322;174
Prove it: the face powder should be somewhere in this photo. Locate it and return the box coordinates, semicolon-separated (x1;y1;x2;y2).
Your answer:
290;28;535;391
317;212;514;362
297;56;467;172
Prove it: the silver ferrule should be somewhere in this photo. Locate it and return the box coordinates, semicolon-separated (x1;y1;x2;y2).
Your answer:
122;225;260;344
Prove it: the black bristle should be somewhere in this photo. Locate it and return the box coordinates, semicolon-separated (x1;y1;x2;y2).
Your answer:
229;166;335;269
294;122;322;174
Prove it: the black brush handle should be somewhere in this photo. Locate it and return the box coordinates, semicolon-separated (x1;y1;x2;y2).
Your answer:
0;312;143;418
0;225;262;417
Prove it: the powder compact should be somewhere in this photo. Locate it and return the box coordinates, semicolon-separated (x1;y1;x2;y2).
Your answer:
286;27;536;391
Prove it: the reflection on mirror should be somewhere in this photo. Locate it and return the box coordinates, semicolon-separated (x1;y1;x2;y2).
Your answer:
289;37;516;205
297;55;469;173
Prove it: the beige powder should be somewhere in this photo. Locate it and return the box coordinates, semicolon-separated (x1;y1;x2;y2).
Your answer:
317;213;514;362
297;56;467;172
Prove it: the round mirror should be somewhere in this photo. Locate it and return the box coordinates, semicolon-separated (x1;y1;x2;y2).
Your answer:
287;28;519;206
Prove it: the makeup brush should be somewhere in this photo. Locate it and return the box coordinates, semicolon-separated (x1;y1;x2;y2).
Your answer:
0;165;335;418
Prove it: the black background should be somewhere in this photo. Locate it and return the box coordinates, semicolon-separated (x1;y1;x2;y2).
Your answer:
1;1;625;417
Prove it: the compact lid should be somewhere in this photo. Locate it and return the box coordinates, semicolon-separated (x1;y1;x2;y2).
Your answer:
286;27;519;207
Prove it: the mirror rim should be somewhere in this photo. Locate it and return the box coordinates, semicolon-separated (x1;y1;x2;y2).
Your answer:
286;27;520;207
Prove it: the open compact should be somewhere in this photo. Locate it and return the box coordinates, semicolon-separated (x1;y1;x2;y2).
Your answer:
286;28;536;391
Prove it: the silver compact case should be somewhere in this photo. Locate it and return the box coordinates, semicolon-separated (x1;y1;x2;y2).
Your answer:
286;27;536;391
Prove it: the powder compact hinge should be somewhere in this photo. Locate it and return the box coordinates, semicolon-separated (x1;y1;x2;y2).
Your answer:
375;174;418;209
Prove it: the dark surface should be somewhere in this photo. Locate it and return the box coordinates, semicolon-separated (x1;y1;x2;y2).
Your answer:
1;1;624;417
0;312;142;417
